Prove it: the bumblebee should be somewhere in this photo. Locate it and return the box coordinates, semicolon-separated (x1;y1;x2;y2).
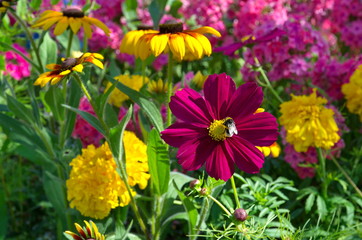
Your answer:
223;118;238;137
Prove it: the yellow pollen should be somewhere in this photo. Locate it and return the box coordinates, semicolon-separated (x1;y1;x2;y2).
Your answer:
208;118;230;141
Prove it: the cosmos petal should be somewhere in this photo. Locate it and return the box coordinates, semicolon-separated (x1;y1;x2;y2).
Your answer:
161;122;207;148
226;136;265;174
203;73;236;119
236;112;279;146
227;82;263;119
170;88;213;126
205;143;235;181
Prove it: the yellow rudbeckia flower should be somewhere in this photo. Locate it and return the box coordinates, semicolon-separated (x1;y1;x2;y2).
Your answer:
256;142;281;158
64;220;105;240
34;53;103;87
32;8;110;38
124;22;221;61
120;26;158;56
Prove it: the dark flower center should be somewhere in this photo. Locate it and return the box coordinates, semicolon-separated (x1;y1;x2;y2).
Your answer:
61;58;78;70
137;25;154;30
159;22;183;34
62;8;85;18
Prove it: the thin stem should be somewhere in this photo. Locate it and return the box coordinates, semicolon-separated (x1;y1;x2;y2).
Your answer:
207;194;232;217
191;198;209;240
66;31;74;58
0;41;42;73
330;155;362;198
166;52;174;127
9;9;44;72
83;35;88;53
253;57;283;104
317;148;328;199
230;176;241;209
141;60;146;86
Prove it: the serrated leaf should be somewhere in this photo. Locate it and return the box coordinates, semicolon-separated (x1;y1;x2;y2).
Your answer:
147;128;170;195
305;193;315;213
316;195;327;218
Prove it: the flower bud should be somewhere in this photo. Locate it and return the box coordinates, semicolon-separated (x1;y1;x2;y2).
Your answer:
200;187;208;195
189;179;200;189
234;208;247;221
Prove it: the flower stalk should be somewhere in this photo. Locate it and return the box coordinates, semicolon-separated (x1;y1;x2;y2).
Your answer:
230;176;241;209
166;51;174;127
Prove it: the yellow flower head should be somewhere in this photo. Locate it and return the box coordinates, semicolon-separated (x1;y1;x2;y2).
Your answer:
106;75;149;107
342;64;362;121
66;131;150;219
191;71;208;89
34;52;103;87
148;78;167;94
0;0;12;13
128;22;221;61
279;89;340;152
120;27;158;55
32;8;110;38
64;220;105;240
256;142;281;158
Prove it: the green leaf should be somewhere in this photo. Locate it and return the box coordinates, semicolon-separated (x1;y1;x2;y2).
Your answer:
44;86;65;122
147;128;170;195
39;32;58;66
173;180;198;236
15;0;27;18
106;75;164;132
109;105;133;161
0;186;7;239
0;55;4;71
316;195;327;218
122;0;138;29
56;31;80;53
148;0;168;27
7;95;35;124
51;0;61;5
62;104;105;136
43;171;67;220
30;0;42;10
169;0;182;18
62;80;81;141
305;193;315;213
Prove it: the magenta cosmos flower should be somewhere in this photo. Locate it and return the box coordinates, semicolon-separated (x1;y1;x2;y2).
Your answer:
161;73;279;181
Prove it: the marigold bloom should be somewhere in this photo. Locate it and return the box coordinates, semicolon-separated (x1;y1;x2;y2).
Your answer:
161;73;279;181
64;220;105;240
342;64;362;121
32;8;110;38
106;75;149;107
134;22;221;61
256;142;281;158
34;53;103;87
279;89;340;152
66;131;150;219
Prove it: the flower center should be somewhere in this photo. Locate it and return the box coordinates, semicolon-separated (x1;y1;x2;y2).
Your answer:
61;58;78;70
208;117;238;141
62;8;85;18
159;22;183;34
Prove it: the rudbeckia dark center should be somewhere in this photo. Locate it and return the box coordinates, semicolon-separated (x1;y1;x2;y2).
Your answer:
208;117;238;141
62;8;85;18
159;22;183;34
61;58;78;70
137;25;154;30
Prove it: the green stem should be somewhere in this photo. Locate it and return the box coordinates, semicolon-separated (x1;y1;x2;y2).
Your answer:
230;176;241;209
9;9;44;72
83;35;88;53
317;148;328;199
66;31;74;58
253;57;283;104
33;125;56;160
166;52;174;127
330;155;362;198
0;41;42;73
141;60;146;86
207;194;232;217
191;198;209;240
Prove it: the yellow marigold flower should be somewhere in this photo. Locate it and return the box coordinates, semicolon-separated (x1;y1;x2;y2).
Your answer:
148;78;167;93
134;22;221;61
191;71;208;89
34;53;103;87
120;27;158;55
0;0;12;13
32;8;110;38
66;131;150;219
342;64;362;121
106;75;149;107
256;142;281;158
64;220;105;240
279;89;340;152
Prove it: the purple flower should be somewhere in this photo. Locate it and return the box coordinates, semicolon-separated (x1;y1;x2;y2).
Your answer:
4;44;31;80
161;73;279;181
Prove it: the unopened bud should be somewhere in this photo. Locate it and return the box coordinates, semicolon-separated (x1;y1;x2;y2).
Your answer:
200;188;208;195
189;179;200;189
234;208;247;221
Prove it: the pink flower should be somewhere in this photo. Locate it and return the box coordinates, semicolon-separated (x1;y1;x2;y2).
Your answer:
284;144;317;179
4;44;31;80
161;73;279;181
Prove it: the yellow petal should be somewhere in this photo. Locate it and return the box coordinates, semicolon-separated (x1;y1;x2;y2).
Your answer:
82;20;92;39
59;70;71;75
50;76;63;85
150;34;169;57
135;35;152;60
92;53;104;59
84;16;110;35
40;10;62;18
72;64;84;72
69;17;82;34
89;58;104;69
188;26;221;37
182;33;203;59
168;33;185;61
45;64;59;70
53;17;69;35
